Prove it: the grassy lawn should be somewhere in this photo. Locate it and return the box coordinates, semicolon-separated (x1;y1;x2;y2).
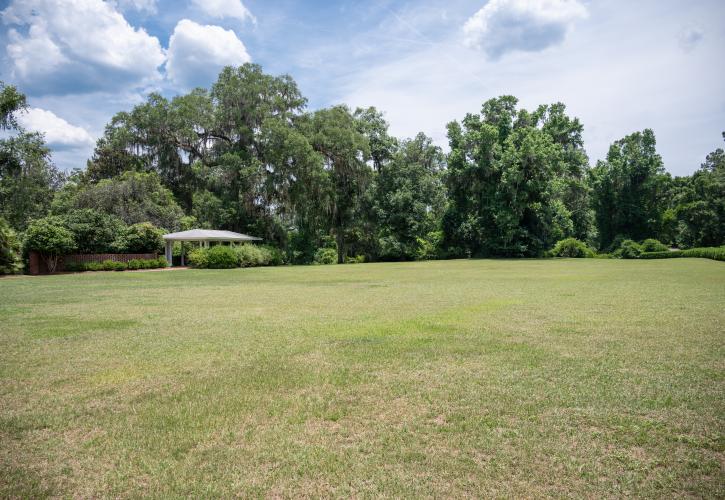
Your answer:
1;259;723;497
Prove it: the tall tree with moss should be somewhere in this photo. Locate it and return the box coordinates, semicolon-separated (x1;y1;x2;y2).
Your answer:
0;216;21;274
443;96;591;257
590;129;670;249
669;132;725;247
369;133;446;260
0;82;64;230
302;106;371;263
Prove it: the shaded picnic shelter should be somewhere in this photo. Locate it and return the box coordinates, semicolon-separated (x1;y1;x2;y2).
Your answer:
162;229;262;266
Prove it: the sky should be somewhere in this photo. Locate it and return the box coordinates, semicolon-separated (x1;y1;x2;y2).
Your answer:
0;0;723;176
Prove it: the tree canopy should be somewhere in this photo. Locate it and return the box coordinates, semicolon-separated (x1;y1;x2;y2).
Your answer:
1;66;722;267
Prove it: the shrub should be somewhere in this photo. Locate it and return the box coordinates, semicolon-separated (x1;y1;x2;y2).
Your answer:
187;248;209;269
114;222;164;253
313;247;337;265
24;216;76;273
85;262;102;271
63;262;83;272
605;234;628;254
127;259;143;270
62;208;124;254
102;259;127;271
614;239;643;259
0;217;21;274
415;231;443;261
344;255;365;264
640;238;668;253
235;244;264;267
639;247;725;261
153;256;168;268
549;238;594;258
258;245;286;266
206;245;238;269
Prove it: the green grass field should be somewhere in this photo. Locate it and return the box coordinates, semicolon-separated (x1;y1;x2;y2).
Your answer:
1;259;723;497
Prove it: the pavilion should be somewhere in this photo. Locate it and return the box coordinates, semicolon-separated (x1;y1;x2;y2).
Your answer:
162;229;262;266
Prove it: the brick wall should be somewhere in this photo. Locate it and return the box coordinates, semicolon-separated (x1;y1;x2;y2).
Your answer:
28;252;158;275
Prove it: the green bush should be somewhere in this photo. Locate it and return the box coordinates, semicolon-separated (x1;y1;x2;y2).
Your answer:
604;234;625;253
258;245;286;266
188;248;209;268
0;217;21;274
189;245;284;269
127;259;140;270
63;262;83;272
614;239;643;259
640;238;668;252
102;259;127;271
639;246;725;261
549;238;594;258
85;262;102;271
62;208;124;254
114;222;164;254
24;216;76;273
344;255;365;264
313;247;337;265
235;244;264;267
206;246;238;269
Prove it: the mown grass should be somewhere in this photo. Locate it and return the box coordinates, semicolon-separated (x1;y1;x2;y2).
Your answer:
1;259;723;497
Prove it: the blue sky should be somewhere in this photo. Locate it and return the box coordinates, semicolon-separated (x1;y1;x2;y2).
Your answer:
1;0;723;176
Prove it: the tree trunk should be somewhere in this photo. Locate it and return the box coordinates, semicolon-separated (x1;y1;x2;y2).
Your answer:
336;229;345;264
45;254;58;274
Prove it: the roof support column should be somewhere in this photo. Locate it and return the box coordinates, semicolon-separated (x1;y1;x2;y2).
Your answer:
165;240;173;267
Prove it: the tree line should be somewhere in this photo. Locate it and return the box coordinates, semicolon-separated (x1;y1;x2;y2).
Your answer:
1;64;723;270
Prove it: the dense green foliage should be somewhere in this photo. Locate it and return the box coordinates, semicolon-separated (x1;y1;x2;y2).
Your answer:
640;238;668;252
0;82;65;231
443;97;594;257
61;209;125;254
549;238;594;258
52;171;184;230
0;216;21;274
114;222;165;254
2;70;723;264
368;134;446;260
23;216;76;272
313;247;338;265
188;244;283;269
614;239;643;259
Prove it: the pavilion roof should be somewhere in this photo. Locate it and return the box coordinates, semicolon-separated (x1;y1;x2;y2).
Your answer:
162;229;262;242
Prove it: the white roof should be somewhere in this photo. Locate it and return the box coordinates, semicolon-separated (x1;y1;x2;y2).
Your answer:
163;229;262;242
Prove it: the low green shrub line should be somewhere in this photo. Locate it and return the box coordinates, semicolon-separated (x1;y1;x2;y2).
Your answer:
64;257;167;272
188;244;286;269
545;237;724;261
639;247;725;261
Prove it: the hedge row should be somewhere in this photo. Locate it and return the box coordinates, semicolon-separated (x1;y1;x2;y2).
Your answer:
65;257;167;272
639;247;725;261
188;245;285;269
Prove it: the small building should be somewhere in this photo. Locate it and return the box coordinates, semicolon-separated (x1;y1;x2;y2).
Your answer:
162;229;262;266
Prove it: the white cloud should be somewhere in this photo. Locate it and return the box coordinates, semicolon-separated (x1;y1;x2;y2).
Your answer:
166;19;251;89
336;1;725;177
114;0;158;15
191;0;256;23
18;108;95;149
678;26;704;52
1;0;165;94
463;0;587;58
